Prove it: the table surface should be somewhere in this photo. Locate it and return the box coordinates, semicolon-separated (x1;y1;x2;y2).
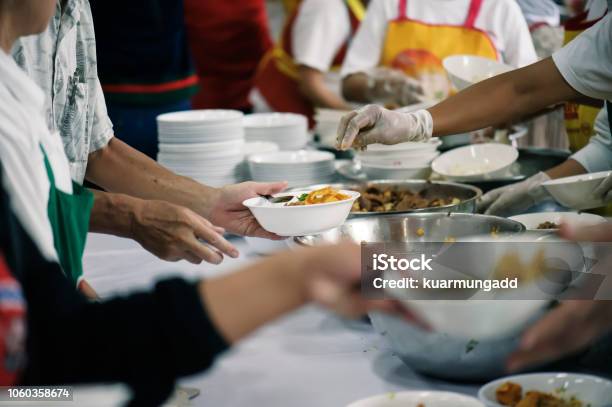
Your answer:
71;233;481;406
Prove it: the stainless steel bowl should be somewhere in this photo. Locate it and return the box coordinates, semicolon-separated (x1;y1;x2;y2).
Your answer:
295;212;524;246
289;180;482;217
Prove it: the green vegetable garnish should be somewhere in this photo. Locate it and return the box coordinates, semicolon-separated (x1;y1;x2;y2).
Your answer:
465;339;479;353
298;193;308;201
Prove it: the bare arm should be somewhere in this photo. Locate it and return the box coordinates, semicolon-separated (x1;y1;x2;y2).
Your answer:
545;159;587;179
429;58;582;136
297;65;351;110
86;137;220;218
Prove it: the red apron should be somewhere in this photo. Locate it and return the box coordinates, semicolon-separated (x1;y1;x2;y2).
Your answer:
184;0;273;111
253;0;364;127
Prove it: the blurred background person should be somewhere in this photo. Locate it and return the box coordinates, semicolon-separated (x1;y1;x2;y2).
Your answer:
251;0;368;128
184;0;272;113
341;0;537;105
90;0;198;159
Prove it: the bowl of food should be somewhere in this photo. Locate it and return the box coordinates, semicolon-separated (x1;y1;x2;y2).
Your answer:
432;144;519;182
479;373;612;407
348;391;484;407
542;171;612;210
509;212;606;231
243;187;360;237
443;55;514;91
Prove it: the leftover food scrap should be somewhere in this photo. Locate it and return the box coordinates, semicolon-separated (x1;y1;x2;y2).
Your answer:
537;221;560;230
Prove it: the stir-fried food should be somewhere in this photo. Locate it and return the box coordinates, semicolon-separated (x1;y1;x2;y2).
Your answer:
537;221;560;230
286;187;351;206
352;185;460;213
496;382;585;407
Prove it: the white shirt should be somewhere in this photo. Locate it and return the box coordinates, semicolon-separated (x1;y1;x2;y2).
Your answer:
292;0;352;73
12;0;114;184
586;0;609;21
341;0;538;78
516;0;560;27
0;50;68;262
553;14;612;173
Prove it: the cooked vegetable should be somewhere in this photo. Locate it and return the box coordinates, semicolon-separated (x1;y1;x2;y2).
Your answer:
351;185;460;213
286;187;351;206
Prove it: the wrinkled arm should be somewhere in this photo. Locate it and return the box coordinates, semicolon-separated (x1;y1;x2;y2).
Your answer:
429;58;582;136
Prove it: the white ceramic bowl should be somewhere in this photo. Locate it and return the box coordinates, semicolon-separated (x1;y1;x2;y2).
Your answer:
243;190;360;236
443;55;514;91
479;373;612;407
157;109;243;125
248;150;334;166
358;151;440;167
348;391;484;407
361;163;431;180
365;138;441;154
432;144;518;182
542;171;612;210
509;212;606;231
243;112;308;128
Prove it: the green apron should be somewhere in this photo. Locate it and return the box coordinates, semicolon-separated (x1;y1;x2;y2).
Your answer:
41;147;94;287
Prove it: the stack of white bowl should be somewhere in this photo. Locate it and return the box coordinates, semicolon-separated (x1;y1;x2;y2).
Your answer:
356;138;441;180
243;113;309;150
314;108;350;147
157;110;245;187
248;150;335;187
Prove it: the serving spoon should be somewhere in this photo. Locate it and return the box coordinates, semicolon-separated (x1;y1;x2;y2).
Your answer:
258;194;295;204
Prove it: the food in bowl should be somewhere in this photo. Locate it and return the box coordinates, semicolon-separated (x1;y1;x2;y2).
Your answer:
286;187;351;206
352;185;460;213
496;382;585;407
537;221;560;230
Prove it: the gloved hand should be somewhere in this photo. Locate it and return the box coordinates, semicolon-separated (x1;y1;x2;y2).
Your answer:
477;172;551;216
335;105;433;151
592;172;612;204
365;67;424;106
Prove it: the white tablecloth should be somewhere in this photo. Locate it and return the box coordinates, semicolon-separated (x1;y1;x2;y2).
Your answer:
78;233;480;406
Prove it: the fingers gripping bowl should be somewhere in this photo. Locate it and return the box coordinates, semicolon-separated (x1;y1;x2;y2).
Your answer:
243;187;360;237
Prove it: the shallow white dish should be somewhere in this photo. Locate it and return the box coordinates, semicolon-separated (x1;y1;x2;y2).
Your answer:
249;150;334;165
348;391;484;407
432;144;518;182
443;55;514;91
243;112;307;128
543;171;612;210
157;109;244;124
479;373;612;407
243;190;359;236
509;212;606;231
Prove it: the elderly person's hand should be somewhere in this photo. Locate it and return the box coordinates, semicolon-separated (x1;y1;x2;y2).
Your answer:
335;105;433;151
208;181;288;240
131;199;239;264
507;221;612;372
365;67;424;106
477;172;551;216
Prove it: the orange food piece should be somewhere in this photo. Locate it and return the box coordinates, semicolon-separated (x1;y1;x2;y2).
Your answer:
496;381;523;406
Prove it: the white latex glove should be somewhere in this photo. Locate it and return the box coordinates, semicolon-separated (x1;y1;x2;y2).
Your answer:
477;172;551;216
365;67;424;106
592;172;612;204
335;105;433;151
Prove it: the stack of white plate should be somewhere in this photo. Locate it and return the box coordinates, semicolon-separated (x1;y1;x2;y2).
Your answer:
314;108;350;147
157;110;245;187
356;138;441;180
244;113;309;150
237;141;280;181
248;150;335;187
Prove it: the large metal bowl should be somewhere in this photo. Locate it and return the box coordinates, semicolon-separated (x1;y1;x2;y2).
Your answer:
295;213;527;381
295;212;523;246
290;180;482;217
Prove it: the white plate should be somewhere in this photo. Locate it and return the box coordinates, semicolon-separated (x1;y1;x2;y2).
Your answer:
157;109;243;124
249;150;334;165
243;112;308;128
509;212;606;231
159;140;244;152
243;141;279;156
348;391;484;407
543;171;611;210
243;190;359;236
479;373;612;407
432;144;518;182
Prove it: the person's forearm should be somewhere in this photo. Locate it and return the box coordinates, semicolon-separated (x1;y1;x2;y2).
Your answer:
88;189;137;237
342;73;371;103
545;159;587;179
429;58;581;136
298;66;351;110
85;138;220;218
200;250;308;343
